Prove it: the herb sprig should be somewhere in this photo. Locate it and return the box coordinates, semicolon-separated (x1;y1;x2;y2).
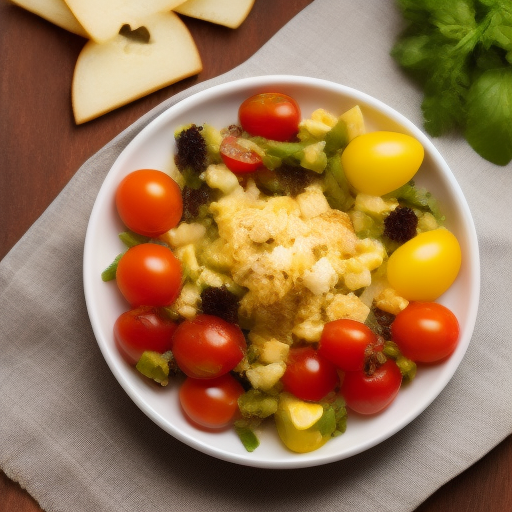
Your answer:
392;0;512;166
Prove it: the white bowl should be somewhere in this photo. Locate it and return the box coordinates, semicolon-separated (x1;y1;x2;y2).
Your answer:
83;75;480;469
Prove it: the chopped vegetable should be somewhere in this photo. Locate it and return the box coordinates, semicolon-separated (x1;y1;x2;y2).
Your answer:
322;153;355;212
234;425;260;452
274;393;336;453
323;116;349;156
238;389;279;419
382;341;417;382
385;181;444;223
118;230;150;248
136;350;173;386
101;253;122;281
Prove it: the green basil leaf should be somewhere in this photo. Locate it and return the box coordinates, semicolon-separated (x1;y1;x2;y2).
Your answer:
465;67;512;165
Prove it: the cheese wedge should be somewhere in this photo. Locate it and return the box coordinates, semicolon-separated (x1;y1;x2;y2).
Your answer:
174;0;255;29
64;0;187;43
72;11;202;124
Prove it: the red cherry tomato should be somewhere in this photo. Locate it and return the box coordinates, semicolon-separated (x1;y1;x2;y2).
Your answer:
114;306;178;365
115;169;183;237
179;374;245;429
116;243;182;307
319;319;380;372
172;314;246;379
220;136;263;174
238;93;301;141
340;359;402;415
391;302;460;363
281;347;339;402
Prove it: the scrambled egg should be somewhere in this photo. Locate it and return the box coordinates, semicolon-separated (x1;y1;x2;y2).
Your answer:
163;163;386;356
159;108;418;392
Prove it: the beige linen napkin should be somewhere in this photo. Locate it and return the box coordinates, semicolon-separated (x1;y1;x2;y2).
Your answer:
1;1;511;511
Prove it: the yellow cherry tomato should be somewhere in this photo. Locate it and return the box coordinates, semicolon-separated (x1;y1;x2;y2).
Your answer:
341;131;424;196
387;228;462;301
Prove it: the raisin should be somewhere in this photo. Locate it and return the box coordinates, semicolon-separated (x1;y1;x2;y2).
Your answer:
181;184;213;221
175;124;207;173
200;286;240;324
384;206;418;243
373;308;396;340
275;164;316;197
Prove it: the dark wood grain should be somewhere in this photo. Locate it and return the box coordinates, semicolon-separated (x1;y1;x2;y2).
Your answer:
1;1;511;511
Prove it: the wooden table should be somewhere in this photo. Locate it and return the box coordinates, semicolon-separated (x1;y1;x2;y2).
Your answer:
1;1;511;510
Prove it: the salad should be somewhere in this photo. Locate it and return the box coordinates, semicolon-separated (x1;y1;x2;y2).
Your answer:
102;92;462;454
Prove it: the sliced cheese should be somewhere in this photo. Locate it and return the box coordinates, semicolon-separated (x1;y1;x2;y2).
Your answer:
64;0;187;43
72;11;202;124
175;0;255;29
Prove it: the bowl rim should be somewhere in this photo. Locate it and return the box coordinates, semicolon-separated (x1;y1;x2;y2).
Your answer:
83;75;480;468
